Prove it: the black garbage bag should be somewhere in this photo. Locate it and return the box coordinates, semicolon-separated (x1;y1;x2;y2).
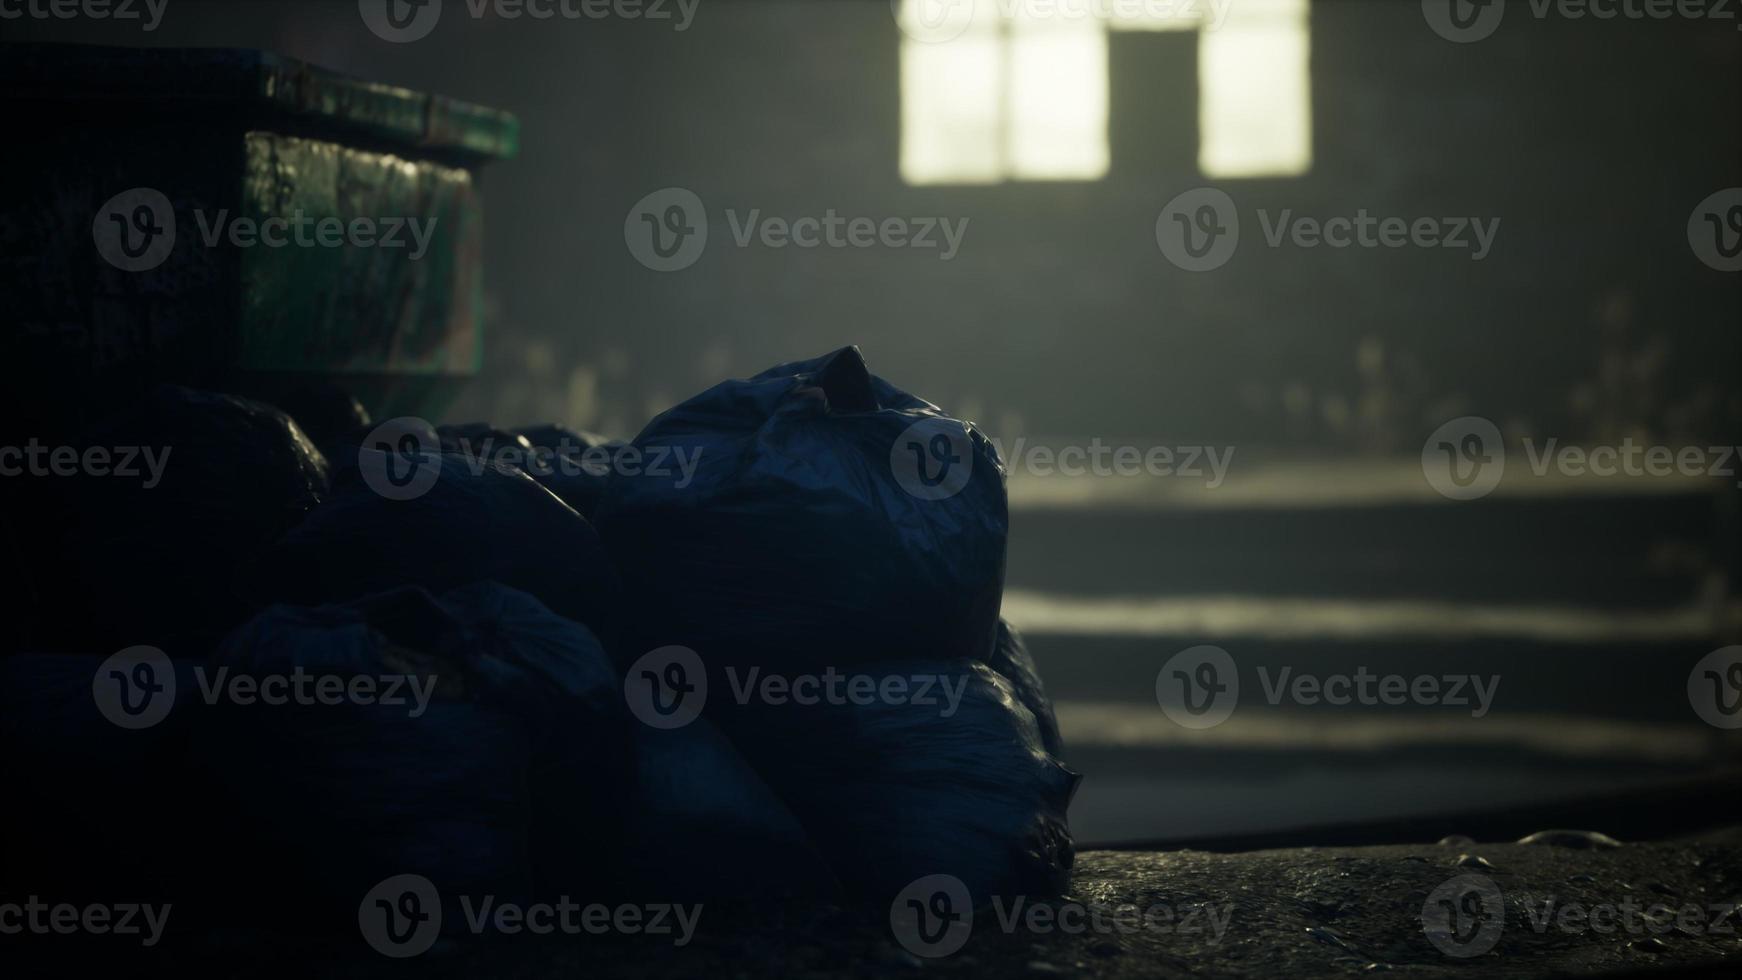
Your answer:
437;421;531;457
197;583;633;924
715;659;1078;902
30;385;330;655
436;422;627;518
247;447;621;641
264;380;375;459
512;423;629;520
514;423;608;450
609;718;840;902
594;346;1008;671
987;619;1064;758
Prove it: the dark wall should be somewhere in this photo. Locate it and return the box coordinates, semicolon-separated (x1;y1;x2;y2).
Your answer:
11;0;1739;448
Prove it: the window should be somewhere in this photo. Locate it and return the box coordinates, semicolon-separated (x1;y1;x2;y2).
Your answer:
898;0;1312;184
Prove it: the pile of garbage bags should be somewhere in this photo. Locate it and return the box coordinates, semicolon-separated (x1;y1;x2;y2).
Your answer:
3;346;1077;929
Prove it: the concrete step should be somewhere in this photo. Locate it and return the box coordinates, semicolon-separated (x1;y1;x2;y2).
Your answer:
1007;491;1730;607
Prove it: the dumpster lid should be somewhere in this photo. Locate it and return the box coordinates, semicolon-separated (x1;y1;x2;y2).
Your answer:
0;44;518;163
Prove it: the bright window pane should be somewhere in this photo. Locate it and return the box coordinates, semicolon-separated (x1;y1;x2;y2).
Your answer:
897;0;1312;184
900;35;1004;185
1008;23;1108;180
1199;0;1312;178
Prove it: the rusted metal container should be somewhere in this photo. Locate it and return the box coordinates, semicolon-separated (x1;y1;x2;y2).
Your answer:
0;44;518;437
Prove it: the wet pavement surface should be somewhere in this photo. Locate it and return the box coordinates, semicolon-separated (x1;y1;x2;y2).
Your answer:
18;827;1739;978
